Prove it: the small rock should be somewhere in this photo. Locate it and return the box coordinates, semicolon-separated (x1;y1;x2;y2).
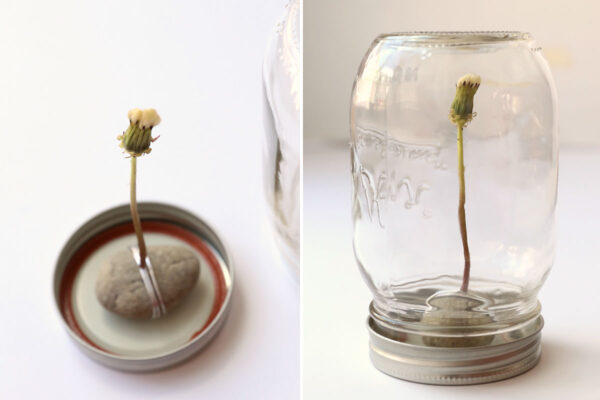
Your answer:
421;292;494;347
96;245;200;319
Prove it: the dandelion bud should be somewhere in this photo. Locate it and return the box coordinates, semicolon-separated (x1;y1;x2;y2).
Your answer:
118;108;161;157
450;74;481;126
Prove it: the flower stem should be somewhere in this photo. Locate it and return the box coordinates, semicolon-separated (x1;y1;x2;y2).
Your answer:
130;156;147;269
457;123;471;292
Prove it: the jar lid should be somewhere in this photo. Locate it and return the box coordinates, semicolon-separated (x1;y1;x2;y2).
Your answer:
367;304;543;385
54;202;234;372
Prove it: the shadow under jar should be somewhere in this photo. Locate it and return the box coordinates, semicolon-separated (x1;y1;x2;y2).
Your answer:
350;32;557;385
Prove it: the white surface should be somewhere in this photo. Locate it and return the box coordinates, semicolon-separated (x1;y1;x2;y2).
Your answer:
303;143;600;399
305;0;600;145
0;1;299;399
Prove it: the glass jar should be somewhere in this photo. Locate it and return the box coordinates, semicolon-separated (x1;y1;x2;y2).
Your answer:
350;32;558;384
263;0;300;277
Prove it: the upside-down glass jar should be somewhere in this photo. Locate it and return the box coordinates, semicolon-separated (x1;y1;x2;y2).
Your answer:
350;32;558;384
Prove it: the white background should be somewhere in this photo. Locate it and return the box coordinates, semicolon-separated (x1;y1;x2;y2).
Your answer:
305;0;600;145
0;1;299;399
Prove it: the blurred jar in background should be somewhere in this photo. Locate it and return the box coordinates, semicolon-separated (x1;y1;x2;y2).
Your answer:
263;0;300;277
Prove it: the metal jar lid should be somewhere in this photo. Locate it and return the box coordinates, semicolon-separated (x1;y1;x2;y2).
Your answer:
367;302;543;385
53;202;234;372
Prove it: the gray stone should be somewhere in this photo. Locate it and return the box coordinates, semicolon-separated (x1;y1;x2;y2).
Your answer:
421;292;494;347
96;245;200;319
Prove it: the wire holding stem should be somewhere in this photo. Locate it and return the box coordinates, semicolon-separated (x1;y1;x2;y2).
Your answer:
130;156;147;269
457;122;471;292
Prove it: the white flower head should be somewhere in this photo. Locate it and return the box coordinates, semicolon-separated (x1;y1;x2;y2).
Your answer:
128;108;143;124
139;108;161;129
456;73;481;88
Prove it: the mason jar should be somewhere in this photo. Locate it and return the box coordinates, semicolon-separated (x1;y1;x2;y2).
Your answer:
350;32;558;384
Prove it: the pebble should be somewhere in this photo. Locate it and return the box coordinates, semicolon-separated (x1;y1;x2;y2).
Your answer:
421;292;494;347
95;245;200;319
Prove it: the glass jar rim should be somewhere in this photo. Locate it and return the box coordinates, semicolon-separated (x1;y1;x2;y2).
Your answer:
374;31;532;47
